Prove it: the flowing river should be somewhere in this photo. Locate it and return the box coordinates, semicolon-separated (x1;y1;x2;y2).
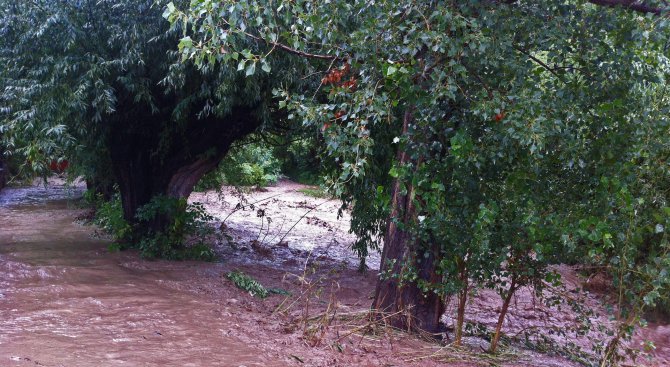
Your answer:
0;183;277;367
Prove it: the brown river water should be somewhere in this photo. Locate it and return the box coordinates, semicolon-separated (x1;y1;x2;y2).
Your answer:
0;185;279;367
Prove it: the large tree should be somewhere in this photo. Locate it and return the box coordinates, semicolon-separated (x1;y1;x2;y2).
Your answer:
0;0;300;233
169;0;670;348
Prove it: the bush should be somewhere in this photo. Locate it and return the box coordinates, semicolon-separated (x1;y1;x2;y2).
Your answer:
193;168;225;192
222;143;281;186
276;138;323;185
194;141;281;191
135;196;215;260
91;191;132;242
90;191;216;260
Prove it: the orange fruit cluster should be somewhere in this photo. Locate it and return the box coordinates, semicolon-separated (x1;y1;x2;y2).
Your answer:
321;64;356;90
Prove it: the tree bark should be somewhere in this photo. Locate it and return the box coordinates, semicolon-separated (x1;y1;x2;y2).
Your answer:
108;104;261;231
454;259;469;346
372;110;445;334
0;151;6;191
490;276;517;353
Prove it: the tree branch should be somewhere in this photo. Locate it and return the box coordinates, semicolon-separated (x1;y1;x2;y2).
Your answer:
500;0;666;14
242;31;342;61
588;0;665;14
513;46;562;80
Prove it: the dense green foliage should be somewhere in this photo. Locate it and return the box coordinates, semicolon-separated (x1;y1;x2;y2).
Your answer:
89;191;133;243
0;0;308;252
170;0;670;361
88;189;215;260
275;137;324;185
195;140;281;189
134;196;216;260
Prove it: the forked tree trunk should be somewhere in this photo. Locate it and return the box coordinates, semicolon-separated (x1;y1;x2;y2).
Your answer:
372;110;445;334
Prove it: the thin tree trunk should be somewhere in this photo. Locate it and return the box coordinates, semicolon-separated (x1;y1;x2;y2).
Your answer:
454;259;468;346
373;110;445;334
0;152;5;191
490;276;517;353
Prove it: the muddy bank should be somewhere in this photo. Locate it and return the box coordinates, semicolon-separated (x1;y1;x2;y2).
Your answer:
189;180;379;271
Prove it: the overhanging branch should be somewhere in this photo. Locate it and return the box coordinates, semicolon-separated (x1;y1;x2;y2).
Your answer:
588;0;665;14
242;31;342;61
500;0;667;14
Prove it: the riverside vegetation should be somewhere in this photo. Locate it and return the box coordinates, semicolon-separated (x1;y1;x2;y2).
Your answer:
1;1;670;365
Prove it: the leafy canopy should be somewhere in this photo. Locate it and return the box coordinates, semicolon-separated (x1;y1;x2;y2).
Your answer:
170;0;670;348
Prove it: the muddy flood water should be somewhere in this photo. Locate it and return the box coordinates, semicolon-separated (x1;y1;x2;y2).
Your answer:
0;185;280;367
1;181;669;367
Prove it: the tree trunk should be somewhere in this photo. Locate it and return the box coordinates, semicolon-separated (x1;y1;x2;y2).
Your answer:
108;105;261;233
372;110;445;334
0;149;6;191
454;259;468;346
490;276;517;353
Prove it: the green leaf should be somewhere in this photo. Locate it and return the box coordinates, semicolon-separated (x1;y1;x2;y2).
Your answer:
261;61;271;73
162;2;176;19
178;36;193;51
389;166;399;178
245;62;256;76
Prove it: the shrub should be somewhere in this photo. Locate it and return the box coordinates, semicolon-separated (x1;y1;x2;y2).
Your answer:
276;138;322;185
89;189;216;260
222;143;281;187
135;196;216;260
194;141;281;191
92;191;132;242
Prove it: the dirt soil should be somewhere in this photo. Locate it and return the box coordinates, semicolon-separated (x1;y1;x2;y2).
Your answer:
0;178;668;367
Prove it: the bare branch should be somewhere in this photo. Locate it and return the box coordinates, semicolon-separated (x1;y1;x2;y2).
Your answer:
513;46;563;80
